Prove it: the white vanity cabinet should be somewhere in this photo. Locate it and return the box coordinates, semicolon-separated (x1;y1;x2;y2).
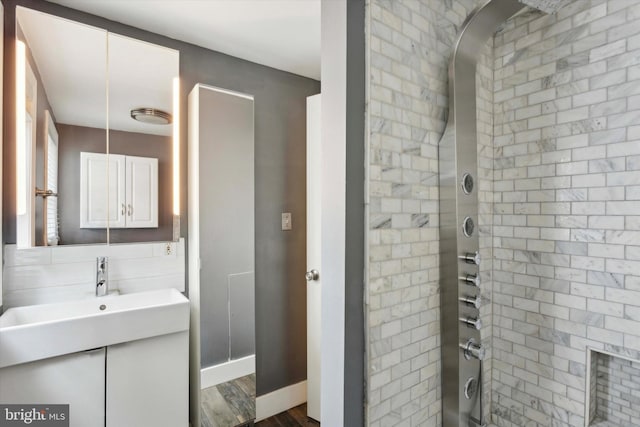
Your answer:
0;333;188;427
106;332;189;427
0;349;106;427
80;152;158;229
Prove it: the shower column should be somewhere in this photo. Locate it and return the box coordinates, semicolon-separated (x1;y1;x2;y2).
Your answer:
438;1;524;426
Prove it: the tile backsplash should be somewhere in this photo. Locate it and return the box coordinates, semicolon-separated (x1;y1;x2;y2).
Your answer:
3;238;185;309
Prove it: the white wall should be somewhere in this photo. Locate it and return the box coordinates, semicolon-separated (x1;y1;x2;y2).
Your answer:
320;0;346;425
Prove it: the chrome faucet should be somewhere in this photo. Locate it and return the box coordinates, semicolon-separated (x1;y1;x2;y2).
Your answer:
96;256;108;296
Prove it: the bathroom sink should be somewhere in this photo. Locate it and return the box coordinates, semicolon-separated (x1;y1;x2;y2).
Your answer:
0;288;189;368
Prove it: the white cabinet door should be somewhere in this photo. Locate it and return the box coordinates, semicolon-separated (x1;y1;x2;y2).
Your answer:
0;349;106;427
81;152;157;228
125;155;158;228
80;152;124;228
106;332;189;427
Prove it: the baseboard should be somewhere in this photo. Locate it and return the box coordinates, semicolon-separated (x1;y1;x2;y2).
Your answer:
200;355;255;389
255;381;307;421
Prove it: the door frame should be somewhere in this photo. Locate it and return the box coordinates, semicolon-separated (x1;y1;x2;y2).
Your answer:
320;0;365;425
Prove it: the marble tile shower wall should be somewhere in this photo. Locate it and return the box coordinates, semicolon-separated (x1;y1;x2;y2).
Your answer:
366;0;487;426
476;35;496;424
490;1;640;426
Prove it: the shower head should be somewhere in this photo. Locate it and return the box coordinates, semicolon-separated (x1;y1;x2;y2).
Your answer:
518;0;573;14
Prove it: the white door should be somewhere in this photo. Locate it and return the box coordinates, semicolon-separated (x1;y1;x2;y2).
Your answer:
306;94;321;422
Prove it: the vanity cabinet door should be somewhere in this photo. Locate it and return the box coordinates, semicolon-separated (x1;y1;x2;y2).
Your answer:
125;156;158;228
106;331;188;427
0;349;106;427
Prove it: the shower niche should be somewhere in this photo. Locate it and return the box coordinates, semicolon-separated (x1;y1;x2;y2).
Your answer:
586;349;640;427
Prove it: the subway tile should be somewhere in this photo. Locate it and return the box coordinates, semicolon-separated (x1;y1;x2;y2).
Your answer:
589;39;626;63
556;134;589;149
4;245;52;267
588;186;626;200
607;201;640;215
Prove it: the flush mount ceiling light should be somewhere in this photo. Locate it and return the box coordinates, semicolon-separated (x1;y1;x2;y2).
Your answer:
130;108;172;125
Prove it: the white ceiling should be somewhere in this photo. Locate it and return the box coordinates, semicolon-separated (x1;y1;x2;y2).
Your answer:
47;0;322;80
18;6;178;136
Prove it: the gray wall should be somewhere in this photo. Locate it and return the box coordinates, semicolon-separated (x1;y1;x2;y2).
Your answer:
197;87;255;367
3;0;319;396
180;32;316;398
56;124;172;245
344;0;365;425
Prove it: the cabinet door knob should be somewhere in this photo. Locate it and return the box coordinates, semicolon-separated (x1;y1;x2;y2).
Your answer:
121;203;125;216
127;204;133;216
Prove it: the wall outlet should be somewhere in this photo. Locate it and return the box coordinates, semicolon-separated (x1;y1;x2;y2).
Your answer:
165;243;172;255
282;213;292;231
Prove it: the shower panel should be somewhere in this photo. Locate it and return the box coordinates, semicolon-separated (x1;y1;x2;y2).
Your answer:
438;1;524;426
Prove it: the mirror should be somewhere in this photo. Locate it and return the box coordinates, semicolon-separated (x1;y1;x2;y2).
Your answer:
188;85;256;427
15;7;179;248
16;7;107;247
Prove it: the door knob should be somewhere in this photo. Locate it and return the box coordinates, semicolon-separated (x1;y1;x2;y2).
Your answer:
305;269;319;281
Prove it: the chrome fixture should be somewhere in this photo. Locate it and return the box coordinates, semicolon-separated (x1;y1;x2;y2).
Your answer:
438;1;525;426
461;338;485;361
463;377;478;400
462;274;481;287
130;107;172;125
462;216;475;237
460;295;482;309
96;256;108;296
460;251;481;266
305;269;319;281
460;317;482;330
461;173;474;194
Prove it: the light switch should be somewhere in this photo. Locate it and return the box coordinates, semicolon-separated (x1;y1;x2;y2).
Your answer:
282;212;292;231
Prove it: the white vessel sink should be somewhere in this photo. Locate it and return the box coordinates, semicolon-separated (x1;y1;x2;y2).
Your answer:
0;288;189;368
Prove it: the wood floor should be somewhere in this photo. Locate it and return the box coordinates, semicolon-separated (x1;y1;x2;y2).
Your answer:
201;377;319;427
201;374;256;427
255;404;320;427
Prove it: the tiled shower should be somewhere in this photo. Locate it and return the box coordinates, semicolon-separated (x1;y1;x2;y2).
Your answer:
366;0;640;426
